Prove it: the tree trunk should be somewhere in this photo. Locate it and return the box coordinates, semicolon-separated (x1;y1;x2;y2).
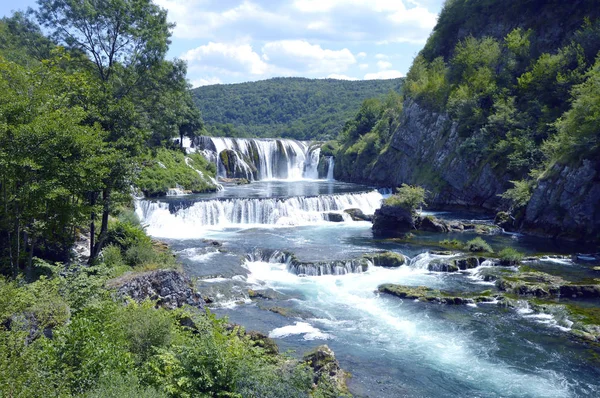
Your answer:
89;192;96;264
91;188;111;261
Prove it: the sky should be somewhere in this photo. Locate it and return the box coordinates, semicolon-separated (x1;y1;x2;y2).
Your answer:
0;0;445;87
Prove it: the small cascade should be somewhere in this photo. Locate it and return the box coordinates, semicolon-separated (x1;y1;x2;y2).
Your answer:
193;136;321;181
246;249;370;276
166;186;187;196
288;259;370;276
326;157;335;181
136;190;384;232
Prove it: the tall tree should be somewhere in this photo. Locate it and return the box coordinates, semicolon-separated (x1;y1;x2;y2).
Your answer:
35;0;174;260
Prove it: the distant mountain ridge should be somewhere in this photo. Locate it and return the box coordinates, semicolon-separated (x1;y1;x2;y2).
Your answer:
191;77;403;141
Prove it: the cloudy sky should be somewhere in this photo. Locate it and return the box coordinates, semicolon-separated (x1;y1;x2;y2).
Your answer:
1;0;445;87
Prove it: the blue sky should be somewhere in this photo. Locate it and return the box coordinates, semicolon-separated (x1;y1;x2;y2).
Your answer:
1;0;445;87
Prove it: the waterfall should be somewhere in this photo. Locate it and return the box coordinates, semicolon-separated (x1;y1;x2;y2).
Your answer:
326;157;335;181
193;136;322;181
136;190;384;237
246;249;370;276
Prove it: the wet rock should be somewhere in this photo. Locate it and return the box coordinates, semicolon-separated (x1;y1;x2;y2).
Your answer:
454;257;480;270
378;284;498;305
428;259;459;272
363;251;405;267
303;345;349;394
324;212;345;222
372;204;416;236
110;269;205;310
559;285;600;299
344;208;373;221
419;216;449;233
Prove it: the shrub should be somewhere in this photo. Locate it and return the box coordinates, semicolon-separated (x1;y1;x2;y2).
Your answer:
384;184;427;213
498;247;524;265
102;244;125;268
463;237;494;253
440;239;463;248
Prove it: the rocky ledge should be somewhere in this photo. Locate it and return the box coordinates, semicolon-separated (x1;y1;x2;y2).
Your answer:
372;205;499;237
108;269;205;310
378;284;498;305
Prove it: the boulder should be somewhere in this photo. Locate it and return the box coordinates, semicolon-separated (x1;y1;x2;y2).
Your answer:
378;284;497;305
110;269;204;310
428;259;459;272
324;212;345;222
344;208;373;221
372;204;416;237
419;216;449;233
303;345;349;394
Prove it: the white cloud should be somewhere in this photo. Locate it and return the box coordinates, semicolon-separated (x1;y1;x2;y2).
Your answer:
327;73;358;80
182;42;270;75
359;63;369;70
364;70;404;79
262;40;356;74
190;77;223;88
357;51;367;58
377;60;392;70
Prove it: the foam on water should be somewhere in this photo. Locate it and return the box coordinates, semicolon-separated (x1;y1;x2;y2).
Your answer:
241;258;574;398
269;322;332;340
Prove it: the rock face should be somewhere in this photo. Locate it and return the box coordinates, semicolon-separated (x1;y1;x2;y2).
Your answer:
337;100;507;210
523;160;600;241
112;269;205;310
303;345;349;394
219;149;258;180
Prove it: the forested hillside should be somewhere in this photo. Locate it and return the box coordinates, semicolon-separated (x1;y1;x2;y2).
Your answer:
334;0;600;241
192;77;403;140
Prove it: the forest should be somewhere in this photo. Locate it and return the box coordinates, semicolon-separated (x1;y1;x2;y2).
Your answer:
192;77;403;140
0;2;342;397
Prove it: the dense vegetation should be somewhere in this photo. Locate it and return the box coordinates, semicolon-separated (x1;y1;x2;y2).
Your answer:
0;3;338;397
192;77;403;140
334;0;600;234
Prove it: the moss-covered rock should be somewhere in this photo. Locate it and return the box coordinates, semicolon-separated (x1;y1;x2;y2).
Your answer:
363;251;405;267
303;345;349;395
378;284;498;305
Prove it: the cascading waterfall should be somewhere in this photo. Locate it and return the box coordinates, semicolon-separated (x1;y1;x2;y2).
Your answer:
192;136;322;181
135;190;384;238
326;156;335;181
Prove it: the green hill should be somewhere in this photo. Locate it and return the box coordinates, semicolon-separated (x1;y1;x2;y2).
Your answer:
191;77;403;141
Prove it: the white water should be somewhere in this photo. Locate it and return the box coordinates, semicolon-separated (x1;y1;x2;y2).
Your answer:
193;136;325;181
136;190;384;238
327;156;335;181
242;259;573;398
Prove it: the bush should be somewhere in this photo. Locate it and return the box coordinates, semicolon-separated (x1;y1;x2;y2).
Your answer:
384;184;427;213
440;239;463;248
498;247;524;265
463;237;494;253
102;244;125;268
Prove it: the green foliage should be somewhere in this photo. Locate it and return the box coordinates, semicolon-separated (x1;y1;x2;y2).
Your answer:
193;77;403;141
463;237;494;253
137;148;217;197
500;179;534;209
384;184;427;213
439;239;463;248
85;372;167;398
498;247;524;264
546;55;600;163
405;55;450;111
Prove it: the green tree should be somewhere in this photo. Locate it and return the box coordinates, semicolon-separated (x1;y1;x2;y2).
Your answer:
35;0;174;261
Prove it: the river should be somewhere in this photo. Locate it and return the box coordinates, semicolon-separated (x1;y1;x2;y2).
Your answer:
136;138;600;397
